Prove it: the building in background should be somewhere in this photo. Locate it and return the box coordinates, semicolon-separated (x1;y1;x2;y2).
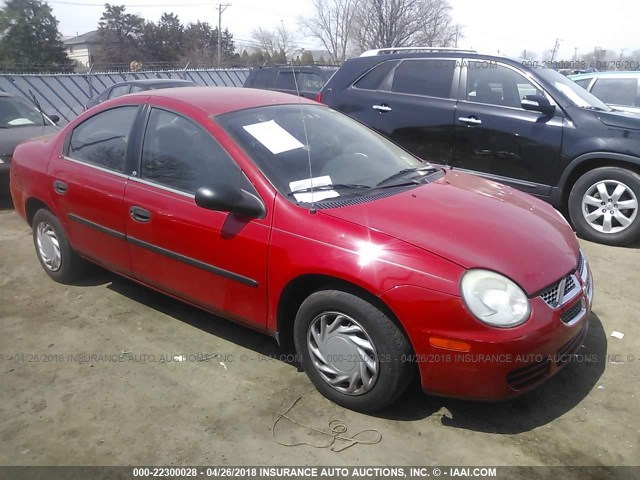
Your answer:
63;31;100;68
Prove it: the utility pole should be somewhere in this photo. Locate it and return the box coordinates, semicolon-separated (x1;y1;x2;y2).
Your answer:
550;38;561;62
217;3;231;69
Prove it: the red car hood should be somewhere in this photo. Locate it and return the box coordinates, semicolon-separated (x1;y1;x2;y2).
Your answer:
322;170;579;294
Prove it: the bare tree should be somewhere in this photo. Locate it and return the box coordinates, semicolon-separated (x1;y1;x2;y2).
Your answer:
251;27;277;56
415;0;458;47
351;0;457;53
299;0;358;63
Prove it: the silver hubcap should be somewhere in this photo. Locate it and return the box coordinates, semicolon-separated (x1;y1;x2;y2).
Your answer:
307;311;379;396
582;180;638;234
36;222;62;271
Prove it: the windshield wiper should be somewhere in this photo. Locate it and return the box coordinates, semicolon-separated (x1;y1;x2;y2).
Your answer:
288;183;371;196
375;166;437;188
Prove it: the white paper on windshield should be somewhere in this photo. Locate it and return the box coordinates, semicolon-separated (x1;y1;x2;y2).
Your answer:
289;175;340;203
243;120;305;155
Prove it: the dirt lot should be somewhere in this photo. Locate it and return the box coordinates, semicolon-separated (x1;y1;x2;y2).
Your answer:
1;196;639;469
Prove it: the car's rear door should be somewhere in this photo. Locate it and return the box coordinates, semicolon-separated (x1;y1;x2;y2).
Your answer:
337;58;459;164
48;105;142;274
452;60;564;197
123;106;270;327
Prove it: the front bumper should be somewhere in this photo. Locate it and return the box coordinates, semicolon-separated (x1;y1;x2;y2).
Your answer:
380;255;594;400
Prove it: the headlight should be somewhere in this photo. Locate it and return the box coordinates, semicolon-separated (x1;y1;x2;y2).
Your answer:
461;269;530;328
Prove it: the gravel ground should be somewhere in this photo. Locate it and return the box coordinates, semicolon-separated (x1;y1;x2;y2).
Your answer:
0;196;638;471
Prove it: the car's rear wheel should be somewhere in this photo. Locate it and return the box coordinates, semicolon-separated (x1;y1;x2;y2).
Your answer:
293;290;413;412
32;209;84;283
568;167;640;246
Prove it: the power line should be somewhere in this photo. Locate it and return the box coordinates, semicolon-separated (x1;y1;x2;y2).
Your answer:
49;1;209;6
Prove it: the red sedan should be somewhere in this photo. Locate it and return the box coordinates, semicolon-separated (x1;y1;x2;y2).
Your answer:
10;87;593;411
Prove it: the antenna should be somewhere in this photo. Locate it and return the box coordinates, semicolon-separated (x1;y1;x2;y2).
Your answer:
290;53;316;214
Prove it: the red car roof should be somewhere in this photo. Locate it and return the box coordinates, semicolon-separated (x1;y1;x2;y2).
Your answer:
130;86;317;116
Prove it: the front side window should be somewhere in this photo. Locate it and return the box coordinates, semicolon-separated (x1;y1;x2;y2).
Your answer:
466;63;545;108
68;106;138;172
591;78;638;107
0;96;47;128
391;59;455;98
141;108;251;194
217;105;432;204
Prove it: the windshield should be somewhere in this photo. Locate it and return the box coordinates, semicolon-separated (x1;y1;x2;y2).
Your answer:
216;105;432;203
0;96;46;128
538;69;611;111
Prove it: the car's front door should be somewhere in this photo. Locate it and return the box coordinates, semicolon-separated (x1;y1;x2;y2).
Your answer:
48;105;141;274
123;107;270;327
452;61;564;197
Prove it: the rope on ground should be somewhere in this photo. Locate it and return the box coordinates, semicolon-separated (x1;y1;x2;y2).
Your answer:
272;395;382;452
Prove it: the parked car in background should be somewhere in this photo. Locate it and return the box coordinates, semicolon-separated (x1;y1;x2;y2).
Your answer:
243;65;338;99
85;78;196;110
569;72;640;115
10;87;592;412
319;47;640;246
0;92;59;195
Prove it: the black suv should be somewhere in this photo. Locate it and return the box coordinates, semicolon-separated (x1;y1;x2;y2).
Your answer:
244;65;338;99
319;48;640;246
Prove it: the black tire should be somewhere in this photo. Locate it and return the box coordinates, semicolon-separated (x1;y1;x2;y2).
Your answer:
293;290;413;412
568;167;640;246
32;209;85;283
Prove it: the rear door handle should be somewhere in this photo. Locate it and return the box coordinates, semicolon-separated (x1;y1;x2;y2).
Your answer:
372;104;392;112
53;180;68;195
129;206;151;223
459;116;482;126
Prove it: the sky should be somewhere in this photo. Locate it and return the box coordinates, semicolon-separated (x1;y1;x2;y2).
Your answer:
46;0;640;59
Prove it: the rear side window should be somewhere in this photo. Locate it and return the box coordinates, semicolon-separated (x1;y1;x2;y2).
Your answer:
354;61;398;90
109;85;130;99
68;106;138;172
391;59;455;98
141;108;252;194
591;78;638;106
249;70;274;88
573;78;592;89
275;71;296;90
298;72;324;92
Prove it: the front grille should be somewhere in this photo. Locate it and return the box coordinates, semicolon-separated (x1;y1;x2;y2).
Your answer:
540;283;560;305
561;300;583;325
507;359;550;390
577;252;585;278
564;276;576;295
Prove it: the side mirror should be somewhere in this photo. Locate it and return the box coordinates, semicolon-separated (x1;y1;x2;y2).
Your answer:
48;114;60;124
521;95;555;115
195;184;265;219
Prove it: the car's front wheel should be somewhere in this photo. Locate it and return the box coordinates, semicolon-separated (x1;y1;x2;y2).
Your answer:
293;290;413;412
32;209;85;283
568;167;640;246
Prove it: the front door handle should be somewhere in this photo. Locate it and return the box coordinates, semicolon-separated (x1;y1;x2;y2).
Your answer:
129;206;151;223
53;180;68;195
459;116;482;126
372;104;392;112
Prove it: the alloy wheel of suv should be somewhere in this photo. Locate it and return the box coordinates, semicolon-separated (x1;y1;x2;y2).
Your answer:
569;167;640;246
